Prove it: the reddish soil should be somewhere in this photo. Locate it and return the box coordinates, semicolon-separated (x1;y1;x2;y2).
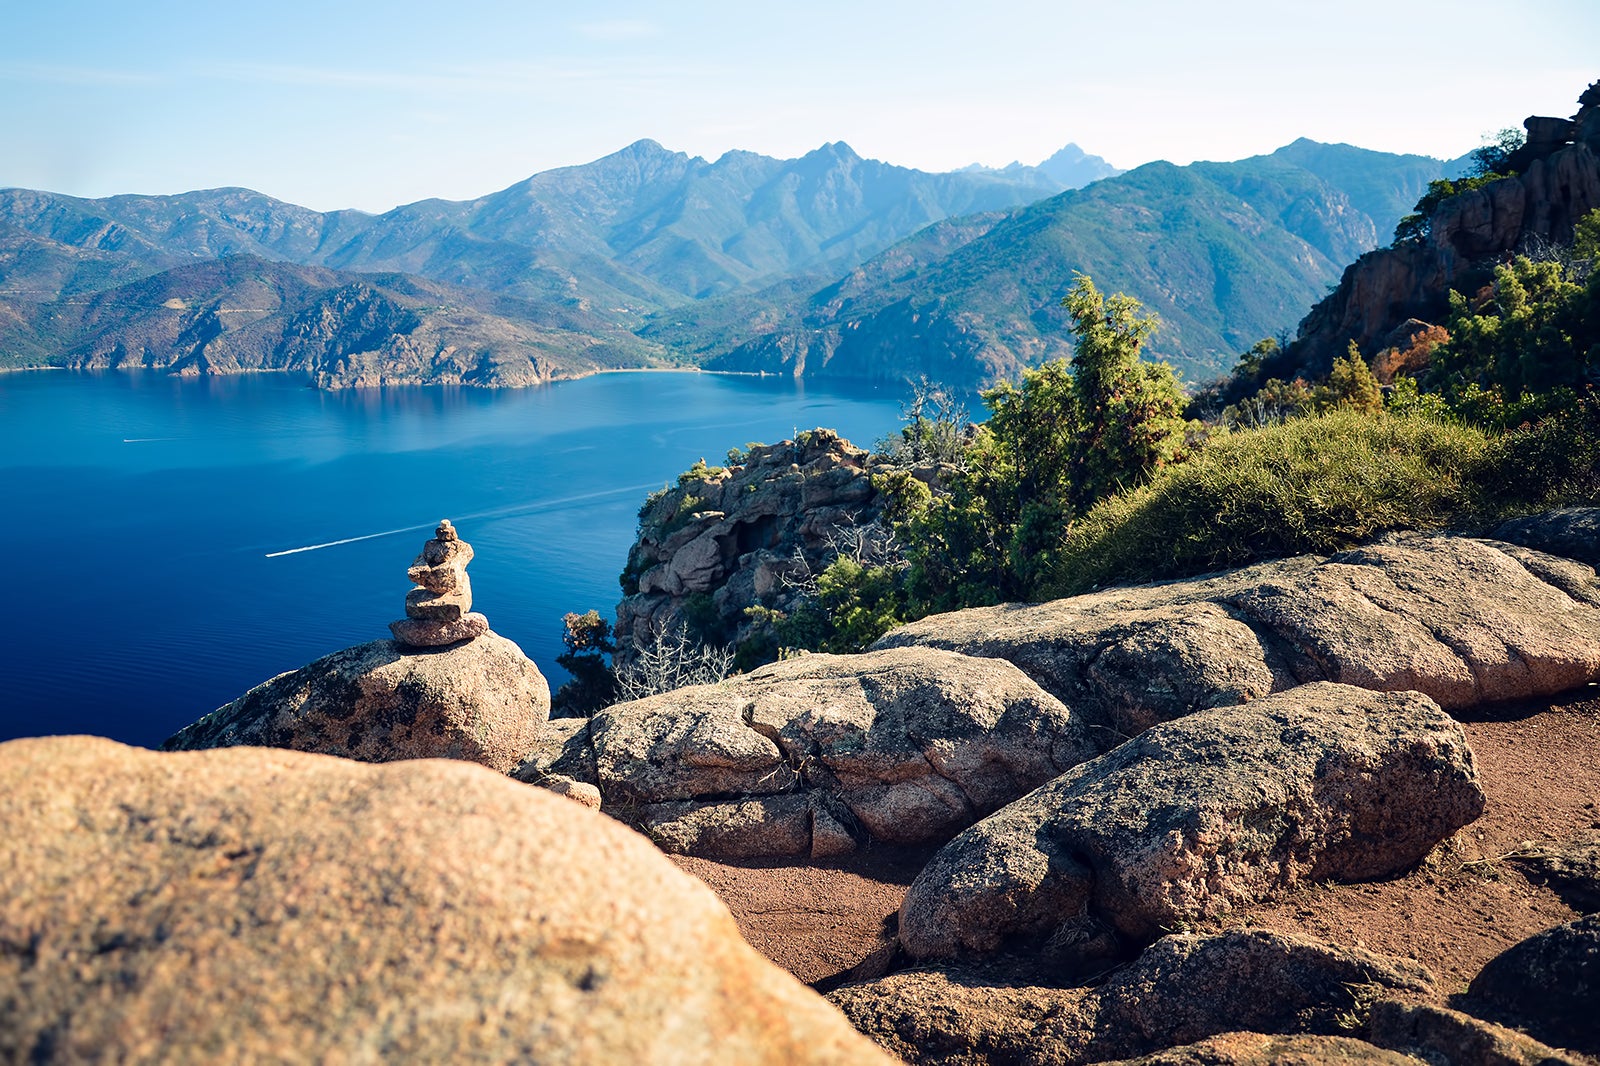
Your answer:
672;844;934;987
672;692;1600;997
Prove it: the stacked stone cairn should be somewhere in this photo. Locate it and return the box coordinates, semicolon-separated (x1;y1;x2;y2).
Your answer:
390;519;490;647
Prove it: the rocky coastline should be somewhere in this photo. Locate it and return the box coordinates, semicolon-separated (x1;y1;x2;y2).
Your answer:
4;501;1598;1062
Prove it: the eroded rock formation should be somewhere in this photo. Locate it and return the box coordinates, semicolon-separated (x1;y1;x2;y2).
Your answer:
1283;83;1600;379
614;429;889;662
875;532;1600;730
583;647;1094;859
897;683;1483;957
0;737;891;1064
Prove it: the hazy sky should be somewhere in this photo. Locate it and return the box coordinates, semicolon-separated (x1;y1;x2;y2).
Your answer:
3;1;1594;213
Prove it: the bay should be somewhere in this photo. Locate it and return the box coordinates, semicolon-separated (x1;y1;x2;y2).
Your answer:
0;370;907;747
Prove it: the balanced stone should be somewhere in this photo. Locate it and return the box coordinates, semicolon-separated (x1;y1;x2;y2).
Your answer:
391;520;489;647
405;573;472;621
392;614;489;646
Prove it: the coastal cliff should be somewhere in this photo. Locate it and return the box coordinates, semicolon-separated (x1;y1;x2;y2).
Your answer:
1280;83;1600;379
614;429;891;662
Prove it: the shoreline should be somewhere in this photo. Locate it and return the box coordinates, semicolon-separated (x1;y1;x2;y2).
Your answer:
0;362;896;392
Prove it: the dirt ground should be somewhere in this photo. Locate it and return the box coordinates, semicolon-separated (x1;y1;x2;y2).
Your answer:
671;690;1600;997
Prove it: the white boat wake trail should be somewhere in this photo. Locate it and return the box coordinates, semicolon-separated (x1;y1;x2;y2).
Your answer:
264;482;662;558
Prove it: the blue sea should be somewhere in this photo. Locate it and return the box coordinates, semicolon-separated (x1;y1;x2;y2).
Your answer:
0;370;906;747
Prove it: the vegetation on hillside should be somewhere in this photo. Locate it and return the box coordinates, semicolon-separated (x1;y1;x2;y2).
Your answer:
555;199;1600;709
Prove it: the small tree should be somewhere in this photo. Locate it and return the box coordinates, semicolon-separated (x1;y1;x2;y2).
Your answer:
879;376;970;466
1468;127;1525;178
551;610;616;717
1315;343;1383;414
895;274;1194;610
1061;273;1191;509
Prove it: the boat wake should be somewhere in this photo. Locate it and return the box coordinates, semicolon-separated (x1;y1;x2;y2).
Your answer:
263;482;661;558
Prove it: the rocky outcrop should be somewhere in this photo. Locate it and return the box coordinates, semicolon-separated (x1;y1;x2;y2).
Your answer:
830;929;1433;1066
1090;930;1433;1054
1366;1000;1591;1066
1493;508;1600;574
1098;1034;1424;1066
168;519;548;772
1505;831;1600;912
876;533;1600;736
390;519;490;647
163;631;550;773
897;684;1483;957
1282;85;1600;379
1465;915;1600;1056
0;736;892;1064
614;429;890;662
589;646;1094;858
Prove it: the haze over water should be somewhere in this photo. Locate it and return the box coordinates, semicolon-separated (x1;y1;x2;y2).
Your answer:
0;370;905;747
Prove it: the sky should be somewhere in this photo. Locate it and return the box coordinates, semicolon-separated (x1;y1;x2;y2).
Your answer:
2;1;1595;214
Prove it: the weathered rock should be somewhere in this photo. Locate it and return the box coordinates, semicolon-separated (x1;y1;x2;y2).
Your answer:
0;737;892;1064
615;430;895;665
1466;914;1600;1056
538;774;603;809
1092;930;1433;1054
164;632;549;774
404;582;471;621
1493;508;1600;572
513;715;598;785
876;533;1600;732
389;610;490;646
1367;999;1590;1066
1098;1033;1424;1066
831;930;1432;1066
407;558;465;592
1505;831;1600;912
899;683;1484;957
828;967;1097;1066
635;794;820;860
589;647;1094;856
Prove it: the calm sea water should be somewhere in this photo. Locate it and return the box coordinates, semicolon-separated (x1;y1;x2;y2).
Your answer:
0;370;906;747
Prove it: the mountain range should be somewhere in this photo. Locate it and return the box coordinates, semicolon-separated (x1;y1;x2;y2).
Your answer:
0;138;1462;387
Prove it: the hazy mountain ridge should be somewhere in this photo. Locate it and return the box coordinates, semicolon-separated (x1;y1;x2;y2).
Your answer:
0;255;657;386
0;138;1465;386
692;143;1465;385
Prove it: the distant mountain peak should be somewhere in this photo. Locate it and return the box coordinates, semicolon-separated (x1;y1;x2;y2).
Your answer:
1035;143;1123;188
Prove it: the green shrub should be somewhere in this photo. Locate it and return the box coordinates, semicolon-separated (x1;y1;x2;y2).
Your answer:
1048;410;1491;595
1465;395;1600;521
769;558;906;655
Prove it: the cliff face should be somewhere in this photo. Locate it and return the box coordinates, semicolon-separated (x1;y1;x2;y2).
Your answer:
1284;88;1600;378
614;430;886;660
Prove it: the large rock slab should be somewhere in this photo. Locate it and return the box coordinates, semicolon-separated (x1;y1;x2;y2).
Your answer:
1098;1033;1423;1066
1367;1000;1590;1066
899;683;1484;957
1466;914;1600;1057
588;647;1095;856
830;929;1432;1066
1090;930;1433;1055
164;632;550;774
875;533;1600;732
1493;507;1600;571
0;736;891;1065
